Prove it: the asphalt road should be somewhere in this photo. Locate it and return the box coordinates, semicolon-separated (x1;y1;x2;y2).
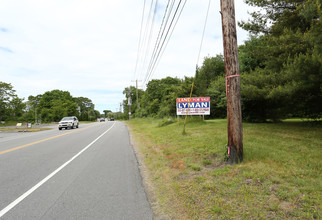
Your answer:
0;121;153;220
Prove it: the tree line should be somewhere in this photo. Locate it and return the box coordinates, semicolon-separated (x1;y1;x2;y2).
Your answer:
122;0;321;122
0;83;104;123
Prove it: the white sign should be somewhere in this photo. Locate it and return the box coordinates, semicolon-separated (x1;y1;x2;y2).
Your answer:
176;97;210;115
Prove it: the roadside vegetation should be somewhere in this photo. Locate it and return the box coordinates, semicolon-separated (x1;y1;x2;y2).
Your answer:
127;117;321;219
0;127;52;132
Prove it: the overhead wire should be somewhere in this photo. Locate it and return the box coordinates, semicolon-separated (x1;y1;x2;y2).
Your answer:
137;0;210;87
196;0;211;67
146;0;187;84
133;0;146;81
135;0;155;82
137;0;159;82
143;0;172;82
144;0;188;84
139;0;175;83
143;0;183;83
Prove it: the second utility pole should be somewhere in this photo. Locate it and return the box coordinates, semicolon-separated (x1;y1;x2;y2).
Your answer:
220;0;243;164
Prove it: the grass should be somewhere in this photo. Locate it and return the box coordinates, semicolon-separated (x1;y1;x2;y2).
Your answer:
127;117;321;219
0;127;52;132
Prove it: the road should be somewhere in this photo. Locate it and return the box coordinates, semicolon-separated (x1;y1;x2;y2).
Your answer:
0;121;153;220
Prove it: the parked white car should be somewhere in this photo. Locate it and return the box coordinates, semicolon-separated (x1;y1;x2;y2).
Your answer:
58;116;79;130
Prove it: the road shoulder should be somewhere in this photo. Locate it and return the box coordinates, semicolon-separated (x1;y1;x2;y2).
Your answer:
127;124;170;220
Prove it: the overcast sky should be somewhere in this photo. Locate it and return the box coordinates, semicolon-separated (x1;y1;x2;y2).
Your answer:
0;0;254;113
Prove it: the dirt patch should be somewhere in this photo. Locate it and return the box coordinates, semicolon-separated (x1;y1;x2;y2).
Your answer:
280;201;294;212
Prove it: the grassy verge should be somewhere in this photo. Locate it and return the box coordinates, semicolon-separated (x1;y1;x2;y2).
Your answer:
127;118;321;219
0;127;52;132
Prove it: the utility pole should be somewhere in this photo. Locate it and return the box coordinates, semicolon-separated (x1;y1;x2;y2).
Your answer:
220;0;243;164
131;79;142;110
127;90;132;120
135;80;140;109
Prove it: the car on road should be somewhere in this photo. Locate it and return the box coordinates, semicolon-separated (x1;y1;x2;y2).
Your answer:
109;118;114;121
58;116;79;130
99;118;105;122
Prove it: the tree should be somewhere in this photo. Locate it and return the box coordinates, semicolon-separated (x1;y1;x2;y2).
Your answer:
27;95;42;122
0;82;17;121
194;55;225;96
142;77;182;117
74;97;95;121
94;110;101;119
51;99;78;122
38;90;77;122
238;0;321;121
207;75;227;118
9;97;26;119
103;110;111;118
238;0;314;36
122;86;136;118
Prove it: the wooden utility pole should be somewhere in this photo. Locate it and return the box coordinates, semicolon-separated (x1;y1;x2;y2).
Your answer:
131;80;142;111
127;90;132;120
220;0;243;164
135;80;140;109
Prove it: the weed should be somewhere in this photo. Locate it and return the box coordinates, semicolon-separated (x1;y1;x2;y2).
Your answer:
202;159;212;166
158;117;176;127
189;164;201;171
127;118;322;219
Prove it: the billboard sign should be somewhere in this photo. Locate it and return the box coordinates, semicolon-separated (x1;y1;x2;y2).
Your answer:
176;97;210;115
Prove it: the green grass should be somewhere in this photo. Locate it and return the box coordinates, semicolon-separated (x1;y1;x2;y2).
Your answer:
0;121;21;127
127;117;321;219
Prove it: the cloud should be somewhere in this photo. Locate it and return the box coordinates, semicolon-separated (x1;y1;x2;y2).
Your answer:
0;0;253;113
0;27;8;32
0;46;13;53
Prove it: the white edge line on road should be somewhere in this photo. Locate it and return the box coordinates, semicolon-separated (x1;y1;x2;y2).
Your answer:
0;122;116;218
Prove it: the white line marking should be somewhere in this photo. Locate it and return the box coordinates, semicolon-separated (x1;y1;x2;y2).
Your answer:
0;122;116;218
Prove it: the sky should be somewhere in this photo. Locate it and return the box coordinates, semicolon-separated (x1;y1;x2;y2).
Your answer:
0;0;254;114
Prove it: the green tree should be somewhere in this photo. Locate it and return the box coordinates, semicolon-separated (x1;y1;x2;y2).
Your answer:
123;86;145;117
9;97;26;119
0;82;17;121
122;86;137;118
38;90;77;122
26;95;42;123
194;55;225;96
238;0;321;121
141;77;182;117
94;110;101;119
51;99;78;122
238;0;315;36
74;97;95;121
206;75;227;118
103;110;111;118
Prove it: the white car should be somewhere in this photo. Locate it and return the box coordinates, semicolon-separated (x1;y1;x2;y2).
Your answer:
58;116;79;130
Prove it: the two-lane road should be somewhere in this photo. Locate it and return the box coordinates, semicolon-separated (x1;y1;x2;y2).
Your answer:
0;121;153;219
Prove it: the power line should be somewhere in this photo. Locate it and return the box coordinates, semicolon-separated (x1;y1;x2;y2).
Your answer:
133;0;146;81
144;0;188;84
135;0;211;88
137;0;159;82
143;0;172;83
143;0;183;83
196;0;211;66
